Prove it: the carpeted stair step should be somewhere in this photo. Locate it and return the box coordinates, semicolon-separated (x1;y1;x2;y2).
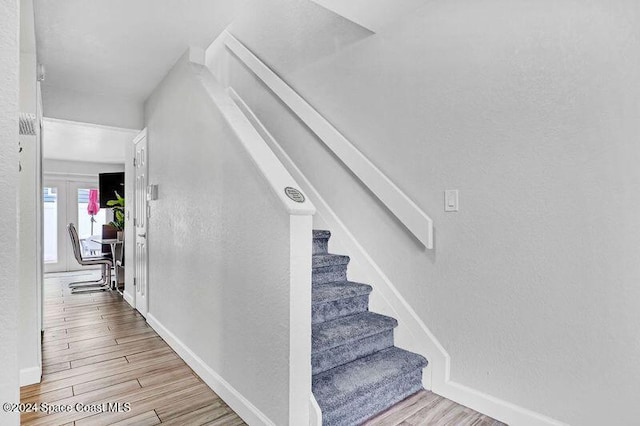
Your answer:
312;281;372;324
312;312;397;375
313;230;331;255
312;347;428;426
313;254;350;284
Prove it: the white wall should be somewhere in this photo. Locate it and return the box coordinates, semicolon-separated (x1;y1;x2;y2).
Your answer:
143;53;305;425
18;0;41;386
18;44;40;384
0;0;21;423
43;158;124;176
208;1;640;424
42;85;143;129
43;118;139;164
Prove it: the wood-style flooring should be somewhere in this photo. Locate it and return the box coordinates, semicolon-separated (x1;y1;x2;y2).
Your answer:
364;390;506;426
21;271;246;426
23;271;505;426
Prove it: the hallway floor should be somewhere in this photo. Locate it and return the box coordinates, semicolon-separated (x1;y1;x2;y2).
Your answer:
20;271;246;425
21;271;505;426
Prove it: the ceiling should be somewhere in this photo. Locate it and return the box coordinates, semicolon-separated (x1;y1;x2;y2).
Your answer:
35;0;236;102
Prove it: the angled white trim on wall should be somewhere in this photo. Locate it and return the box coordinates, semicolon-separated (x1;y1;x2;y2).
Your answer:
189;60;314;424
147;314;275;426
194;64;315;217
227;88;567;426
221;31;434;249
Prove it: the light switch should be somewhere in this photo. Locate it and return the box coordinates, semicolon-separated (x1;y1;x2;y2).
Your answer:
445;190;459;212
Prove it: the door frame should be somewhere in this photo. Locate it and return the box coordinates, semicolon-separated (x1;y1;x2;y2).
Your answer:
131;128;149;317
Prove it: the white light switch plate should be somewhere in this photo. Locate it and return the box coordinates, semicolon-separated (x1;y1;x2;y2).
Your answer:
445;190;459;212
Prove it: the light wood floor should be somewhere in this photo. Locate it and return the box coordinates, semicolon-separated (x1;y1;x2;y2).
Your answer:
23;271;505;426
21;271;246;426
364;390;506;426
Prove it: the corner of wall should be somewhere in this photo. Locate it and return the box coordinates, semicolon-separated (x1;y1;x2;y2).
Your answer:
19;366;41;387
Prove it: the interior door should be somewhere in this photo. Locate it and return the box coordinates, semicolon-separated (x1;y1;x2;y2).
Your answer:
134;132;148;317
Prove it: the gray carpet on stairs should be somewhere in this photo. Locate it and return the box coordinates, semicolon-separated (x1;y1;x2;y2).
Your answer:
311;229;428;426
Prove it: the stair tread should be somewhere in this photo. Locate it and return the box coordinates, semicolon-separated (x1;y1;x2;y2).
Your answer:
313;229;331;239
312;312;397;353
313;253;349;268
312;346;428;409
312;281;372;304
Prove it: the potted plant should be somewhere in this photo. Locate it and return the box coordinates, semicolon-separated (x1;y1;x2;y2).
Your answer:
106;192;125;240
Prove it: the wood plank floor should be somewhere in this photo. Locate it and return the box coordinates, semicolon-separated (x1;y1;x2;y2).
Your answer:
364;390;506;426
24;271;505;426
21;271;246;426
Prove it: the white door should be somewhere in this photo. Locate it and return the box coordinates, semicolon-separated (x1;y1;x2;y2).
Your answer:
134;132;149;317
44;178;108;273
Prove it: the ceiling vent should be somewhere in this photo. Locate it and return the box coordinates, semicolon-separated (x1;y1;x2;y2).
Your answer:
19;113;37;136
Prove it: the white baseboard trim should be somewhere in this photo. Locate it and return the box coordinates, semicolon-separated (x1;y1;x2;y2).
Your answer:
438;381;567;426
309;394;322;426
146;313;275;426
228;88;567;426
123;290;134;308
20;366;41;386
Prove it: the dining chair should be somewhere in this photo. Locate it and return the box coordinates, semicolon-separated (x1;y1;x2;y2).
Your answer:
67;223;113;293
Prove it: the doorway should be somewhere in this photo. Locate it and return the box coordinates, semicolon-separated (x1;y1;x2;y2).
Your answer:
43;177;109;273
133;129;149;317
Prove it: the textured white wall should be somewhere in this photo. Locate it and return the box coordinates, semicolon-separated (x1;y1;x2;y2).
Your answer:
144;54;293;425
18;0;40;380
0;0;21;423
210;1;640;424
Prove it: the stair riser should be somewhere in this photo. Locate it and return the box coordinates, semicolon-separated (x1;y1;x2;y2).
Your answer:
313;237;329;255
312;330;394;375
312;295;369;324
313;265;347;284
321;369;423;426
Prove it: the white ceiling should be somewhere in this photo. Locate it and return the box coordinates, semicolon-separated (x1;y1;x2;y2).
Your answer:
35;0;236;102
43;118;139;164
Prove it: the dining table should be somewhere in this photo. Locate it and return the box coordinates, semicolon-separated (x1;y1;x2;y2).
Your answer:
90;237;124;295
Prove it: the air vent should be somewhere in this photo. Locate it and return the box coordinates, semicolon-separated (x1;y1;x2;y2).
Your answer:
19;113;37;136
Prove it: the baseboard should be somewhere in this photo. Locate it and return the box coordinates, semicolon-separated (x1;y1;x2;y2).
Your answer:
20;366;41;386
437;381;567;426
146;313;275;426
309;395;322;426
123;291;134;308
228;89;567;426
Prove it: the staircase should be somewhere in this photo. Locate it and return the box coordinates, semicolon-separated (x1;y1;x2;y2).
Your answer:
311;230;428;425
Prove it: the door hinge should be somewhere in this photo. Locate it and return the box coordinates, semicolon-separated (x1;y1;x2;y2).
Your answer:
133;277;136;287
133;157;137;167
133;218;137;226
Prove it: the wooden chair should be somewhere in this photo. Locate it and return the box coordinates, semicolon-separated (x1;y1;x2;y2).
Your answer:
67;223;113;293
